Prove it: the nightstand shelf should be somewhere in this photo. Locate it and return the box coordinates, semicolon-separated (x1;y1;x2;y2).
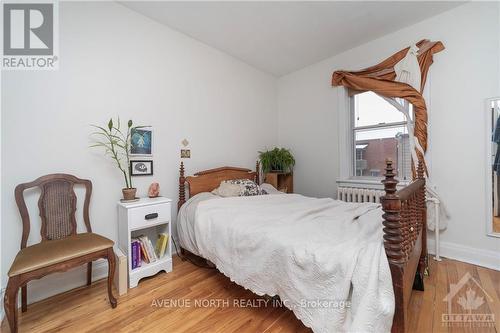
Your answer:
264;172;293;193
129;255;172;284
117;197;172;288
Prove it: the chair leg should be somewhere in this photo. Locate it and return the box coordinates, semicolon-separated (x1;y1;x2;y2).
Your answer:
21;285;27;312
4;277;20;333
87;262;92;286
106;248;117;308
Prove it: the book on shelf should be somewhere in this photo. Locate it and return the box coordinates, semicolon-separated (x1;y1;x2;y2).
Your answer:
155;233;169;259
131;241;137;269
137;235;157;263
132;233;168;268
131;240;142;269
138;238;150;264
146;237;157;262
136;241;142;267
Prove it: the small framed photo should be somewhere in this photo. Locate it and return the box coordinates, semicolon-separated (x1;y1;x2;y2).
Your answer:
130;127;153;156
130;160;153;176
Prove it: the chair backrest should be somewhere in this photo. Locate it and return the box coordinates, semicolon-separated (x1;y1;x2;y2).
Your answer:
15;174;92;249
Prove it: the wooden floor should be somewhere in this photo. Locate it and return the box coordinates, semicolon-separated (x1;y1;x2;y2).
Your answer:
2;256;499;333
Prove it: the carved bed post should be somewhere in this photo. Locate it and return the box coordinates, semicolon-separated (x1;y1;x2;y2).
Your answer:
178;162;186;210
417;160;427;276
381;159;406;333
382;160;404;264
255;161;260;185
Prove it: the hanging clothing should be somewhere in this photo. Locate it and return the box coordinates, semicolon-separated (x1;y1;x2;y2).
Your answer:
394;44;421;92
492;115;500;175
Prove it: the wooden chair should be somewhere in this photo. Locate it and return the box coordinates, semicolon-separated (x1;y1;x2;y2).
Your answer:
4;174;117;333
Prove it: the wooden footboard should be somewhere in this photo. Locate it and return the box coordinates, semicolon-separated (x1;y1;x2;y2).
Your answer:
381;159;427;333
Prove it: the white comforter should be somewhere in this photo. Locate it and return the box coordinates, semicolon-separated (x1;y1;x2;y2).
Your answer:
194;194;394;333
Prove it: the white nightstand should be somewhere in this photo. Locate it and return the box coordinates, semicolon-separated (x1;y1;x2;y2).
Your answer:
117;197;173;288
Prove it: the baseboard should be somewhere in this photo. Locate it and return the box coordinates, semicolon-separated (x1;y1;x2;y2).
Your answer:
427;239;500;271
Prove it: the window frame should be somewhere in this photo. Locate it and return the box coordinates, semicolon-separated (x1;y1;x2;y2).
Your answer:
349;93;410;181
337;74;432;191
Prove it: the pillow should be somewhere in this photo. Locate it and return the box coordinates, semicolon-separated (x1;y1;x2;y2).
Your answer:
212;179;267;197
211;182;241;197
228;179;266;196
260;183;284;194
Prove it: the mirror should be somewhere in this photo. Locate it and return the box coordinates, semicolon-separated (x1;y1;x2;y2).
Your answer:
487;98;500;236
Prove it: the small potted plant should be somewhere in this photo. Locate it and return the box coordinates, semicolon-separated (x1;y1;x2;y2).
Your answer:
90;118;146;201
258;147;295;173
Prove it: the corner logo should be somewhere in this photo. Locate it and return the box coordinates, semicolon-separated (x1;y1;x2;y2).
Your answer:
442;272;495;327
2;1;58;70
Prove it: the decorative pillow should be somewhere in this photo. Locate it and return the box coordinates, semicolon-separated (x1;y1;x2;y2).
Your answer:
227;179;265;196
212;179;267;197
211;182;241;197
260;183;284;194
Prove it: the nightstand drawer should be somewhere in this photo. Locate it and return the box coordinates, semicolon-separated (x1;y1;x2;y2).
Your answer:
129;203;170;229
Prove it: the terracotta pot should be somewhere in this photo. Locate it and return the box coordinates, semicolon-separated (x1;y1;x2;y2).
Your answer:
122;188;137;201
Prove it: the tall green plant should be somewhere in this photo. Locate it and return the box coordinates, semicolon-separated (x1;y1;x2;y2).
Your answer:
259;147;295;173
90;118;145;189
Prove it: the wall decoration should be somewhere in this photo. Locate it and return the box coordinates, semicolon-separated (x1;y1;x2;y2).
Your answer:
181;149;191;158
130;160;153;176
130;127;153;156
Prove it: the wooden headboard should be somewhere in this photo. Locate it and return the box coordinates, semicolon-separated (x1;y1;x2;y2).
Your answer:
178;162;259;209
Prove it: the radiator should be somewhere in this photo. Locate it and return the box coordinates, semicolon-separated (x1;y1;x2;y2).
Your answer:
337;186;384;203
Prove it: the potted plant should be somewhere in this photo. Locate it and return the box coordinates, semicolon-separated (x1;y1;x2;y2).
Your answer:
90;118;145;201
258;147;295;173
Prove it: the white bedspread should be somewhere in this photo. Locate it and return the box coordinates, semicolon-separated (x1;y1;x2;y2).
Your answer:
177;192;219;255
194;194;394;333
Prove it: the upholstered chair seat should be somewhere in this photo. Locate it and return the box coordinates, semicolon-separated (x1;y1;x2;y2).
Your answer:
8;233;114;277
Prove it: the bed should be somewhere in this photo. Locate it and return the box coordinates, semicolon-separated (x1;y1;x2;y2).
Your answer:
176;160;427;333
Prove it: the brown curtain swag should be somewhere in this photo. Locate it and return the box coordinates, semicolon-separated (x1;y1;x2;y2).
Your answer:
332;39;444;175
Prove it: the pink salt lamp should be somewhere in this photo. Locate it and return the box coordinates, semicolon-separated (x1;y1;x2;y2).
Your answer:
148;183;160;198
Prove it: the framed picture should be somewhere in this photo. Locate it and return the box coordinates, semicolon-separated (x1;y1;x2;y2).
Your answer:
130;160;153;176
130;127;152;156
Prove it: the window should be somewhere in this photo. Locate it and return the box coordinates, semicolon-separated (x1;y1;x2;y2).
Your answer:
351;92;412;181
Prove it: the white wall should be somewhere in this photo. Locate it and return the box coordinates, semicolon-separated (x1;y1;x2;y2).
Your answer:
1;2;277;302
277;2;500;269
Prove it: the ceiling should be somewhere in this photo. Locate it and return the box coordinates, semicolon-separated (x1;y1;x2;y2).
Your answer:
121;1;464;76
